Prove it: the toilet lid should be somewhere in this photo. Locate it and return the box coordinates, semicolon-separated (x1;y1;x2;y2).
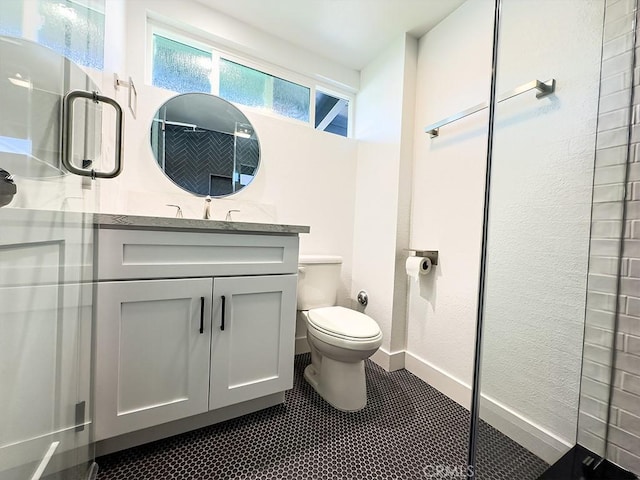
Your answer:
308;306;381;340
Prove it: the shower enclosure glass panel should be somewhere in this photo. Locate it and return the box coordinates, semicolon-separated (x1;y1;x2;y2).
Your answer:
37;0;105;70
578;1;640;475
0;37;103;179
0;41;100;480
0;1;105;72
0;1;106;478
469;0;637;478
0;209;95;480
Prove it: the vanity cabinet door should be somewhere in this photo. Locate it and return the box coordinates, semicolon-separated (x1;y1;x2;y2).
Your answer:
210;274;297;410
94;278;212;441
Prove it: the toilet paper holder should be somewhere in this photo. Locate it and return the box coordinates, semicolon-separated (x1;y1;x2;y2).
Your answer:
404;249;438;265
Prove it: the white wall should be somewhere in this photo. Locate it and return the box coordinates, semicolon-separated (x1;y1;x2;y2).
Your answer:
92;0;360;307
406;0;492;399
481;0;603;462
407;0;603;464
351;34;417;370
125;0;359;93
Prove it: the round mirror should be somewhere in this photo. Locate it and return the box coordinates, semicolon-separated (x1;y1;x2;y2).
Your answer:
150;93;260;197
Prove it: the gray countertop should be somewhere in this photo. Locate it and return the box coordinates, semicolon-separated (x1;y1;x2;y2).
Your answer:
94;213;310;235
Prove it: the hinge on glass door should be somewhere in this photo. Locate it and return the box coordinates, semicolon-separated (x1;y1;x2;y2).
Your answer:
75;401;86;432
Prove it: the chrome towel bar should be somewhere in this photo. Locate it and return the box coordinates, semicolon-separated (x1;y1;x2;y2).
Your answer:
424;78;556;138
114;73;137;119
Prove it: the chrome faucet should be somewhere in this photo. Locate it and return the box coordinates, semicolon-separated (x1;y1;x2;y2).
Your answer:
166;204;183;218
203;196;212;219
225;209;240;221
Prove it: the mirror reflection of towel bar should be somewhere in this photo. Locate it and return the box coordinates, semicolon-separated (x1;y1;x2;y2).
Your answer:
424;78;556;138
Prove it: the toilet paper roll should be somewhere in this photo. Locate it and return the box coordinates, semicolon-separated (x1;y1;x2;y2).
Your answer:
406;256;432;278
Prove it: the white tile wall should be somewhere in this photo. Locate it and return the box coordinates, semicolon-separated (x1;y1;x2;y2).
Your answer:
578;1;640;474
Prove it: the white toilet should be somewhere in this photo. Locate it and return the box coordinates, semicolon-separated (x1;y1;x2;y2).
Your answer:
297;255;383;411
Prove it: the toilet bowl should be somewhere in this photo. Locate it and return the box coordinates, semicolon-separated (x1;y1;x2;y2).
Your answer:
298;255;383;411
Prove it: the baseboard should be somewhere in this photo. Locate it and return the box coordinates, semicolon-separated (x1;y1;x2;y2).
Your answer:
480;393;572;465
404;351;571;465
404;351;471;409
370;347;405;372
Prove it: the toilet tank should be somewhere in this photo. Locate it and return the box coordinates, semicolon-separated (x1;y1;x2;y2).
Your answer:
297;255;342;310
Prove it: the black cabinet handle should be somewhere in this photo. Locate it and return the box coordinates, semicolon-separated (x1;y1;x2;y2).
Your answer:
220;295;226;331
199;297;204;334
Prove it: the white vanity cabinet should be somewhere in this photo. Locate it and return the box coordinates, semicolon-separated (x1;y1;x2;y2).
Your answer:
210;274;297;410
93;225;302;444
94;278;213;440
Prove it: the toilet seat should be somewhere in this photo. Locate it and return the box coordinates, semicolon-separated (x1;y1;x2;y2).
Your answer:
305;306;382;350
308;306;381;339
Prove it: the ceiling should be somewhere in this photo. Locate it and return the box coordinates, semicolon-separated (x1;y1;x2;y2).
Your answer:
193;0;466;70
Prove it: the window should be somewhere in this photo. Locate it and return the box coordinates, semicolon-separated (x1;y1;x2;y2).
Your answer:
149;28;351;137
37;0;105;70
219;60;310;123
0;0;105;70
0;2;23;37
152;34;212;94
315;90;349;138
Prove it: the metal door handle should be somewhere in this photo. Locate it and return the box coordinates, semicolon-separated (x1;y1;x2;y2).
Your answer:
62;90;123;179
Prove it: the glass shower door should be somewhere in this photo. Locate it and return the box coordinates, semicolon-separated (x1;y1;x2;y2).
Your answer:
0;34;109;479
469;0;639;478
0;210;95;480
0;1;112;477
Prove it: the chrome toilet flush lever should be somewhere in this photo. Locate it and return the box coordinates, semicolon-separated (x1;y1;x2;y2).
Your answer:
357;291;368;307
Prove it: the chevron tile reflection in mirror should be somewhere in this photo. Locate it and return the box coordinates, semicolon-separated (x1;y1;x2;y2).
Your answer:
150;93;260;197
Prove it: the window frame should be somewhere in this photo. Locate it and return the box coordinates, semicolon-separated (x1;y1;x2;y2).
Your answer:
146;23;219;94
315;86;353;139
147;20;354;137
217;57;312;124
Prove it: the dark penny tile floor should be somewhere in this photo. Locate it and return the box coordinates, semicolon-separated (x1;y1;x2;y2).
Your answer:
97;354;548;480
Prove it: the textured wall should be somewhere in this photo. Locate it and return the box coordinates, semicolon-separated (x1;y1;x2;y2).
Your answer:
479;0;604;460
578;0;640;475
351;34;416;370
406;0;492;396
407;0;606;464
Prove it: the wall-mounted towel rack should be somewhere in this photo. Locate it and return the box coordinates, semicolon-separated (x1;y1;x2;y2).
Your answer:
424;78;556;138
114;73;137;119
